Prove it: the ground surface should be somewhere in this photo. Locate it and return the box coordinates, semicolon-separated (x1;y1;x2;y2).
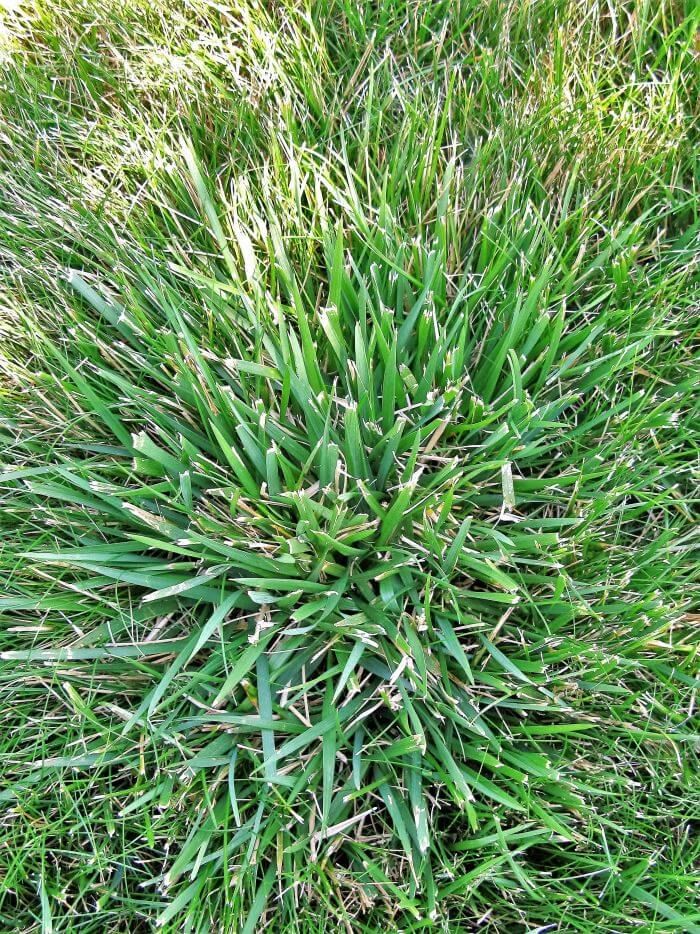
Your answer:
0;1;698;931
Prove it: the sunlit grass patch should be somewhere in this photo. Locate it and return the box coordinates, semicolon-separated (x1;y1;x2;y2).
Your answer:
0;0;698;930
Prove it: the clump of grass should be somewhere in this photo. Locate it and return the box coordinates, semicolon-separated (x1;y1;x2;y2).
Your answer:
0;0;698;931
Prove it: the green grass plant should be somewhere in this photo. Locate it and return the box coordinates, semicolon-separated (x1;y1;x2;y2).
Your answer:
0;0;698;930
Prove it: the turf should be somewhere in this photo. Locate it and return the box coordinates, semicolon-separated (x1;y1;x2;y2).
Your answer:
0;0;698;931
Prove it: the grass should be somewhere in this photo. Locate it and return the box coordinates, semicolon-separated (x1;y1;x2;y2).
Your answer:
0;0;698;930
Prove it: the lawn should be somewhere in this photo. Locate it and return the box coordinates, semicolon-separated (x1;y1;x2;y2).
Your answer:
0;0;698;931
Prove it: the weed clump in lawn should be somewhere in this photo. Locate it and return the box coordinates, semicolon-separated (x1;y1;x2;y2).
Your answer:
0;1;698;930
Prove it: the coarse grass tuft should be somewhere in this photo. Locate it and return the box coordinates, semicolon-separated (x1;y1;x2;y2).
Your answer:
0;0;698;931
